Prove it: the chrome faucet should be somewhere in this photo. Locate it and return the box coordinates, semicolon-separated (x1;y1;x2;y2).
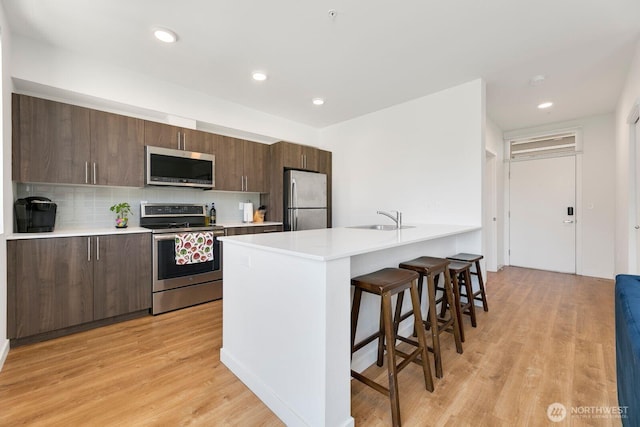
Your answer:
377;210;402;229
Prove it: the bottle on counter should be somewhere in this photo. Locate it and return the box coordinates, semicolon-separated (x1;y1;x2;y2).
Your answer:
210;203;217;225
204;204;210;226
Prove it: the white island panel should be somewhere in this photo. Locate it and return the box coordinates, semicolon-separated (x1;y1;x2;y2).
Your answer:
221;243;352;427
220;224;480;426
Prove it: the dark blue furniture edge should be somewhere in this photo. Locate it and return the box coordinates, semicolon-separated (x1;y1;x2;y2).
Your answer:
615;274;640;427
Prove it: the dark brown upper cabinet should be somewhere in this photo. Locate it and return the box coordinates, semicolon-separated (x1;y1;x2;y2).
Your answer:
90;110;144;187
144;121;213;154
282;142;320;170
12;94;91;184
215;136;269;193
12;94;145;187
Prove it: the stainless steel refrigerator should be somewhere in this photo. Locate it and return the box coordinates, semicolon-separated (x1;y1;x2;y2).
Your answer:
284;170;328;231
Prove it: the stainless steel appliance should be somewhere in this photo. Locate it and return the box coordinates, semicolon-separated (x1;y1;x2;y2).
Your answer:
284;170;328;231
140;203;224;314
145;145;215;189
14;196;58;232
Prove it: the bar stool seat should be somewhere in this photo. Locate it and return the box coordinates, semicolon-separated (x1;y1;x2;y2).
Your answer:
447;253;489;312
351;267;434;427
435;260;476;342
396;256;463;378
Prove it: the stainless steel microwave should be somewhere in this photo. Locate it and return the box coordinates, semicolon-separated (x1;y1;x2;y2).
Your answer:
145;146;215;189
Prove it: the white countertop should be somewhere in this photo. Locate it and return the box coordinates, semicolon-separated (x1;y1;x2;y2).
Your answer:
220;224;480;261
6;226;152;240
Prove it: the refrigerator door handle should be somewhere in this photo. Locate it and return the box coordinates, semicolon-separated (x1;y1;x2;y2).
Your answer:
290;178;297;231
291;178;297;208
294;209;298;231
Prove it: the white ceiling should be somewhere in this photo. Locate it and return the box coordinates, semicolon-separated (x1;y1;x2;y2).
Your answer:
3;0;640;131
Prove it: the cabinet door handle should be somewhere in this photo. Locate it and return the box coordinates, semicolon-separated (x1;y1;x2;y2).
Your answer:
93;162;97;184
96;237;100;261
244;176;248;191
85;161;89;184
301;154;304;168
182;132;186;151
177;131;181;150
241;176;244;191
87;237;91;262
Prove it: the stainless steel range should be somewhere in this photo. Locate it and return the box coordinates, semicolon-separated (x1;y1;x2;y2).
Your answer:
140;203;224;315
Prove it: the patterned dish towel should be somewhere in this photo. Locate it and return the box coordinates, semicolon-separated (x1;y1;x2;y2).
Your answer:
175;232;214;265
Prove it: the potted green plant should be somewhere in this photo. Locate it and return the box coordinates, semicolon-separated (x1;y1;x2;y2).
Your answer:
110;202;132;228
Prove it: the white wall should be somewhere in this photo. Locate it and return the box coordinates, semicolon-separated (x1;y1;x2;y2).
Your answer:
0;5;13;370
11;36;319;146
504;113;617;279
319;79;486;229
615;40;640;275
485;117;505;269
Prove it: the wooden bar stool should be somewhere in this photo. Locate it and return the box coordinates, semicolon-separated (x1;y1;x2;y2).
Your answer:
351;268;434;427
435;260;476;342
396;256;463;378
447;253;489;312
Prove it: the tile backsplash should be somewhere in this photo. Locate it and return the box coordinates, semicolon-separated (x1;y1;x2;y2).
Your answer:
16;183;262;229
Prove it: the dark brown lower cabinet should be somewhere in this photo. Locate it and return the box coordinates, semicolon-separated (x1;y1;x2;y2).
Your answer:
7;233;151;341
93;234;151;319
8;237;94;338
225;225;283;236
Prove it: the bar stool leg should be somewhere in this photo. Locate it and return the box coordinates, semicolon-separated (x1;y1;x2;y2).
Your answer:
475;260;489;312
426;273;443;378
381;292;402;427
351;287;363;360
443;267;463;353
462;269;477;327
393;290;406;338
377;303;386;367
450;270;465;342
437;273;448;320
409;279;434;392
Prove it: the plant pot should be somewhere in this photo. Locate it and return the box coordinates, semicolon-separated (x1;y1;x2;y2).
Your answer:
115;217;128;229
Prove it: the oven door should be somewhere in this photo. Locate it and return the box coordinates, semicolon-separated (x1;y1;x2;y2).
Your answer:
152;231;222;292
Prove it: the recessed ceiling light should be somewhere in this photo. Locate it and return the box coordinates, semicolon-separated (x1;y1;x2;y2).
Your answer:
153;28;178;43
252;72;267;81
538;102;553;109
312;98;325;106
529;75;546;86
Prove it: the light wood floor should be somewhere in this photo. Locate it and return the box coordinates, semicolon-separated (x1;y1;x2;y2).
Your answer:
0;267;619;426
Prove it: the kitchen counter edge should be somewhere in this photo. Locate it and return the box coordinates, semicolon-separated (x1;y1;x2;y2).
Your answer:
217;221;283;228
220;224;481;262
6;227;152;240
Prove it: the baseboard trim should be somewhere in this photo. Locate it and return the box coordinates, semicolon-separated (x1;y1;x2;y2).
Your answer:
0;338;10;372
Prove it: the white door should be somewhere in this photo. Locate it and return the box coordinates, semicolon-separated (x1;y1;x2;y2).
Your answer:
634;118;640;273
483;151;498;271
509;155;576;273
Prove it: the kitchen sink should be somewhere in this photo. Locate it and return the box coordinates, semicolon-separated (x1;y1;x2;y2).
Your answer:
348;224;415;231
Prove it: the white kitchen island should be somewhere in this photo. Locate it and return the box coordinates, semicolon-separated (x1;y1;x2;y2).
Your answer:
220;224;481;427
